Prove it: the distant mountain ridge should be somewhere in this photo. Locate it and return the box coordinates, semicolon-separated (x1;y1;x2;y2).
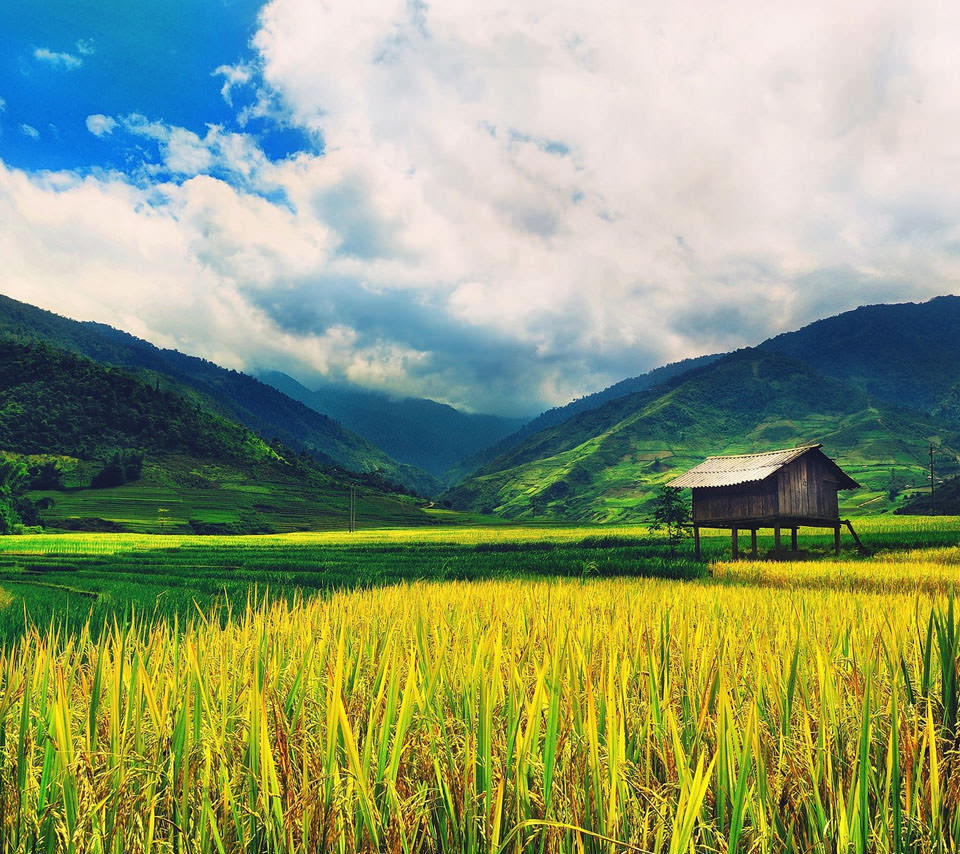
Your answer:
444;339;960;521
5;290;959;522
0;336;275;464
259;371;526;481
450;352;724;478
474;295;960;469
518;352;724;437
759;295;960;414
0;293;437;494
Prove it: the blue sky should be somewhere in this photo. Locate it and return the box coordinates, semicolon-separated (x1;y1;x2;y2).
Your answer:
0;0;308;172
0;0;958;415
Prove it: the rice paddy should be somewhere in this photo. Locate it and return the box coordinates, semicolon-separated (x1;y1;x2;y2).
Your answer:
0;515;956;851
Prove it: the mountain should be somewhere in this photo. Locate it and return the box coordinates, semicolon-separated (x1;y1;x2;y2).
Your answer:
0;336;434;533
447;352;723;479
933;383;960;422
259;371;526;480
461;294;960;481
0;336;274;462
0;294;437;494
516;353;724;438
443;348;960;521
760;295;960;415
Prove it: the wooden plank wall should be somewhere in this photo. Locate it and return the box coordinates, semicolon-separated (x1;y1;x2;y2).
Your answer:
777;453;839;519
693;480;779;522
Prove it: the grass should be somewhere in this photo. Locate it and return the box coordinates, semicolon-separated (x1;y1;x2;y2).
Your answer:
0;516;954;641
0;525;710;642
0;515;956;850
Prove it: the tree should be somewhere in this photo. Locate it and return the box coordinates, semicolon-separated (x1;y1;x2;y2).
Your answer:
0;458;30;534
28;459;63;490
649;485;690;552
91;449;144;488
885;468;906;501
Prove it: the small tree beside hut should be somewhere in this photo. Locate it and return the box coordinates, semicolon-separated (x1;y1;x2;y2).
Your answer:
648;484;690;554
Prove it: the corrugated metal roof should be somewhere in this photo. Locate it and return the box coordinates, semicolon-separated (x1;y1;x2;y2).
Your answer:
668;444;822;488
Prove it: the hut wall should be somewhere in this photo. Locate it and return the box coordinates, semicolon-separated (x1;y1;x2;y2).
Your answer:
692;479;779;523
776;453;840;520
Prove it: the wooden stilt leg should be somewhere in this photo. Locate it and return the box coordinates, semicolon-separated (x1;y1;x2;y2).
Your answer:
694;526;701;561
750;529;758;558
731;528;739;559
834;524;841;555
791;527;798;551
774;527;781;551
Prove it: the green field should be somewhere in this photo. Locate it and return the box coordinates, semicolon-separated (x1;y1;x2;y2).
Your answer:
0;515;955;642
27;454;437;535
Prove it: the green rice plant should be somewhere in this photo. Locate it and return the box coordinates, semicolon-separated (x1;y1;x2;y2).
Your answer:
0;572;950;850
0;521;955;850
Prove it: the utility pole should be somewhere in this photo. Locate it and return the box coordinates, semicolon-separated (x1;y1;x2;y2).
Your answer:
930;442;936;514
349;485;357;533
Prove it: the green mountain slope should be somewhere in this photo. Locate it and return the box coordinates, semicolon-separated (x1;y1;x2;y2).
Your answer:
0;337;433;533
448;353;722;480
897;474;960;515
761;294;960;414
464;294;960;479
0;337;273;462
444;349;960;521
0;294;437;494
260;371;526;480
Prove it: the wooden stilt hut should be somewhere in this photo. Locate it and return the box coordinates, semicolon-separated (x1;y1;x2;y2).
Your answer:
668;444;861;559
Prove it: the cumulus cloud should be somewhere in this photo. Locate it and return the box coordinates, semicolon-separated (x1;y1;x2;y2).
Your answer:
4;0;960;415
119;115;272;182
33;47;84;70
245;0;960;398
85;114;117;137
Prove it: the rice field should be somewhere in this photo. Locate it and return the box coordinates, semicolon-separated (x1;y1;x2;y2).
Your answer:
0;516;957;851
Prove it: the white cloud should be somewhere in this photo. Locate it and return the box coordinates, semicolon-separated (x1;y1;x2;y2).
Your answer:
75;39;95;57
85;114;117;137
119;115;272;181
0;98;6;113
5;0;960;414
245;0;960;395
213;62;254;106
19;124;39;140
0;163;432;393
33;47;83;70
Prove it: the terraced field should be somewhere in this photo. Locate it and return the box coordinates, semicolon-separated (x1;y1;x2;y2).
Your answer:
0;525;703;639
28;455;434;534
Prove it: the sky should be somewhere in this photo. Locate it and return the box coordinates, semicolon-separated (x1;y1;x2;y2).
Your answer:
1;0;959;416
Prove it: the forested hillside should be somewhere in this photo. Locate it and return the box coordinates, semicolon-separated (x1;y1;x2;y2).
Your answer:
760;295;960;414
0;337;274;462
0;294;437;494
0;336;433;533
